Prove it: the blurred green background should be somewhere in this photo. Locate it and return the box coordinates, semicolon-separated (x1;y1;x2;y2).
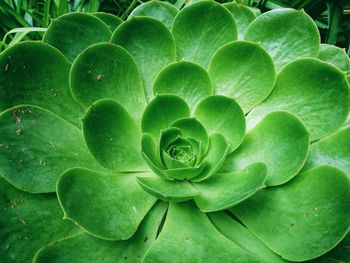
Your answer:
0;0;349;53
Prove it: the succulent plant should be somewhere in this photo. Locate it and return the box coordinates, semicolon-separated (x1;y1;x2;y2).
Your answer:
1;1;350;262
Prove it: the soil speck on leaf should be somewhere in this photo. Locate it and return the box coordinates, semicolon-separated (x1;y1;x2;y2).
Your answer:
20;218;27;225
15;129;23;136
4;64;9;72
5;244;10;250
96;74;102;81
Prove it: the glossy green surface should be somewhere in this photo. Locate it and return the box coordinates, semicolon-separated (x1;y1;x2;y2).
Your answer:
153;61;212;110
172;1;237;68
111;17;176;101
0;176;80;263
209;41;276;112
43;13;111;61
247;58;350;140
129;1;178;29
232;166;350;261
245;9;319;69
317;44;350;72
193;163;267;212
83;99;147;171
0;41;83;126
70;43;146;123
223;111;309;186
34;202;167;263
143;202;258;263
57;168;157;240
0;105;100;193
92;12;123;32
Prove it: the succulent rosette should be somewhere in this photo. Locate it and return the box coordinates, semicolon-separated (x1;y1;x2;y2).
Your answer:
1;1;350;262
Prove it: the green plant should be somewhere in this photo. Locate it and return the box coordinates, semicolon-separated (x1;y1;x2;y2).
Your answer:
1;1;350;262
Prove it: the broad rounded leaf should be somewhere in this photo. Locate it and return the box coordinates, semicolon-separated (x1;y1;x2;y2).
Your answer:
141;94;190;139
70;43;146;122
232;166;350;261
0;41;83;127
0;177;80;263
43;13;111;61
33;202;167;263
83;99;146;171
223;2;256;40
245;9;320;69
247;58;350;140
129;1;178;29
317;44;350;72
92;12;123;32
193;163;267;212
209;41;276;112
57;168;157;240
172;1;237;68
137;175;200;202
143;202;258;263
223;111;309;186
111;16;176;101
195;95;245;152
0;105;101;193
153;61;213;110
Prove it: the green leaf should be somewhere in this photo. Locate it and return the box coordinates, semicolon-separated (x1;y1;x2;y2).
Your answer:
0;105;101;193
232;166;350;261
70;43;146;123
171;1;237;68
223;111;309;186
111;17;176;101
193;163;267;212
0;176;81;263
223;2;256;40
192;134;229;182
247;58;350;140
0;41;83;127
153;61;213;110
208;41;276;113
92;12;123;32
57;168;157;241
83;99;147;172
164;162;207;181
137;175;200;202
317;44;350;73
143;202;258;263
209;212;286;263
195;95;245;152
245;9;320;69
303;127;350;177
43;13;111;62
129;1;178;29
33;202;168;263
141;94;190;140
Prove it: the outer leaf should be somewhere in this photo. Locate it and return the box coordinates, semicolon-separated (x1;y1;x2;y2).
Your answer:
171;1;237;68
137;175;200;202
209;212;286;263
247;58;350;140
57;168;157;241
303;127;350;177
222;111;309;186
70;43;146;122
317;44;350;72
92;12;123;32
232;166;350;261
143;202;259;263
209;41;276;112
111;17;176;101
0;41;83;127
195;95;245;152
83;99;147;171
129;1;178;29
141;94;190;139
0;176;81;263
153;61;213;110
223;2;256;40
245;9;320;69
33;202;168;263
193;163;267;212
0;105;101;193
43;13;111;62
